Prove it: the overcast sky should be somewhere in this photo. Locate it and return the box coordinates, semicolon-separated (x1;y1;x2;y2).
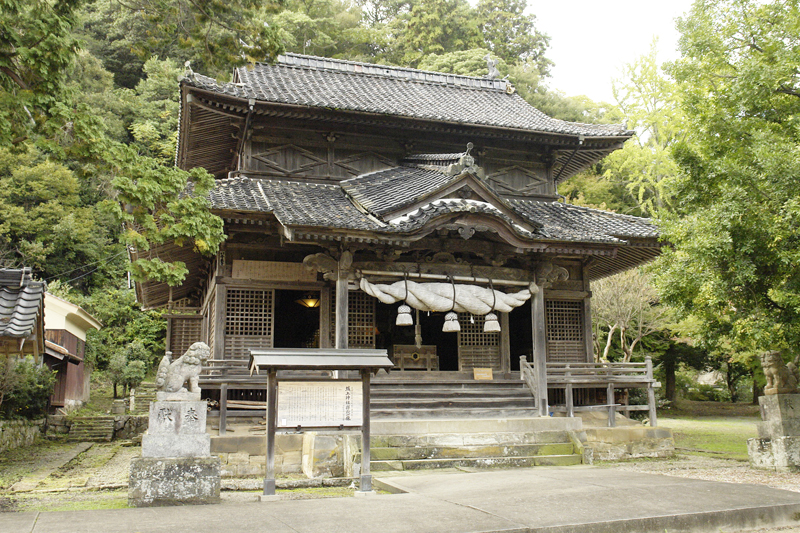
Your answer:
528;0;697;103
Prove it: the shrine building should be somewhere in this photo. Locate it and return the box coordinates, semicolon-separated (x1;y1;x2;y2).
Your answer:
134;54;663;457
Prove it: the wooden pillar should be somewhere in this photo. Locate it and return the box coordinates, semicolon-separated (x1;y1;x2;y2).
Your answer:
500;312;511;375
335;270;349;350
582;263;594;362
531;285;548;417
263;370;278;496
319;286;332;348
214;285;227;361
565;365;574;418
607;383;616;428
219;383;228;436
359;369;372;492
646;356;658;427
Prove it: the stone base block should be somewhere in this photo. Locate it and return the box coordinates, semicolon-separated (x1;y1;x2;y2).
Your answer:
749;436;800;471
142;433;211;458
582;427;675;461
128;456;221;507
759;394;800;438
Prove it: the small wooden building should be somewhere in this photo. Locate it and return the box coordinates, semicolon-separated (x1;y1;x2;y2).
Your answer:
135;54;660;417
43;293;101;411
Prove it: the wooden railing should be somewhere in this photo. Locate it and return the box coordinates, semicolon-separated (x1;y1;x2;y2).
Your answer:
519;356;538;407
546;357;659;427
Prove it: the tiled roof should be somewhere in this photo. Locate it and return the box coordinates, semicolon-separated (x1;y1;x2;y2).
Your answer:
184;53;630;138
509;199;658;243
212;177;385;231
341;166;454;217
0;268;45;338
389;199;537;238
209;174;658;246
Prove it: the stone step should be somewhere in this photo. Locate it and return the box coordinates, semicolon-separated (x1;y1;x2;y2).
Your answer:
371;454;583;471
372;407;539;419
372;430;575;448
365;442;575;461
372;388;532;399
372;397;535;409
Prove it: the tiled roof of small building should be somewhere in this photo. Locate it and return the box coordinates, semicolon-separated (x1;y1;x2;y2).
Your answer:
184;53;630;138
0;268;45;338
341;166;454;217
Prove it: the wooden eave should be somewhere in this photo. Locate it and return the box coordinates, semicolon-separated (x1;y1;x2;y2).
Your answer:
178;86;630;180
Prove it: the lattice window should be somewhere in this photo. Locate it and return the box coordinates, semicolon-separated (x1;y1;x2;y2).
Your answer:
458;313;501;370
225;289;274;336
545;300;586;363
168;315;203;357
224;288;274;361
330;291;375;348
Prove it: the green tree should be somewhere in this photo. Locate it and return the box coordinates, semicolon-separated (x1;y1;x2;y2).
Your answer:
655;0;800;360
392;0;482;66
0;0;82;146
602;42;685;216
107;341;148;398
476;0;551;76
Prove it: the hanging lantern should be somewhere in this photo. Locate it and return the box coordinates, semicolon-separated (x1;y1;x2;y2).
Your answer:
484;312;500;332
443;311;460;332
442;275;460;333
396;304;413;326
483;279;501;333
396;272;413;326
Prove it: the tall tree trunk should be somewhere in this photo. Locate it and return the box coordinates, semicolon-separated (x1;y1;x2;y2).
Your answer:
602;324;618;362
113;383;118;399
751;369;762;405
664;359;676;402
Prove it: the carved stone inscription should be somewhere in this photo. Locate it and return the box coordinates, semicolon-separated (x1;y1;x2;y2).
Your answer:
278;382;362;428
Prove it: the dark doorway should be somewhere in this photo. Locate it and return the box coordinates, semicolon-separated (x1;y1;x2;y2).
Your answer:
375;302;459;371
273;290;321;348
509;300;532;371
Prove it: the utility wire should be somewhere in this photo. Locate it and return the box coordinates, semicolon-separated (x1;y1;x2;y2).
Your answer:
44;249;128;281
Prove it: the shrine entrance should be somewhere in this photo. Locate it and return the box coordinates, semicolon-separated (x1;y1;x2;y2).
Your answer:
374;300;533;375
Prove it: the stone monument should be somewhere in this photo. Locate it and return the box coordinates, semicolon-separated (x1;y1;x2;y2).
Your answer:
748;351;800;471
128;342;221;506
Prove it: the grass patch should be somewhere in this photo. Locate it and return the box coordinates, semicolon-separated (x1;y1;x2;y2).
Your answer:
68;382;116;416
0;441;75;490
12;489;130;512
660;416;758;461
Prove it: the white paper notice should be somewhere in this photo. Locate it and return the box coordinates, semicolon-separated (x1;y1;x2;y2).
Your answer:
277;382;362;428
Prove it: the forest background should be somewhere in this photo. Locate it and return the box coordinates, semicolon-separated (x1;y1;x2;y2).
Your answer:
1;0;797;416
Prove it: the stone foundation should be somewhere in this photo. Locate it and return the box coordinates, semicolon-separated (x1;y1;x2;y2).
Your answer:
0;419;44;453
211;433;360;478
582;427;674;461
128;456;221;506
748;394;800;471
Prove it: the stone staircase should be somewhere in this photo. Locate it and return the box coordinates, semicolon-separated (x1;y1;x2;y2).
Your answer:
360;427;584;472
370;374;537;419
65;416;115;442
132;382;157;415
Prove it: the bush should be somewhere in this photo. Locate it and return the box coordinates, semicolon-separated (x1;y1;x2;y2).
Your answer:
0;357;56;419
686;383;729;402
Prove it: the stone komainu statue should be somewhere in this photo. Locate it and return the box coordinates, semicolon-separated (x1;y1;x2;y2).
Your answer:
155;342;211;394
760;350;800;395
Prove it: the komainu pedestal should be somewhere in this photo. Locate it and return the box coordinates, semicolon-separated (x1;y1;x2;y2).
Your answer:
748;394;800;472
129;342;220;507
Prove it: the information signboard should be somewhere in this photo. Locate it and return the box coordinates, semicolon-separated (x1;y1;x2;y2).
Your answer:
277;381;363;428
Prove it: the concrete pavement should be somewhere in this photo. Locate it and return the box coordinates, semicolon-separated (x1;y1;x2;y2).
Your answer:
6;466;800;533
